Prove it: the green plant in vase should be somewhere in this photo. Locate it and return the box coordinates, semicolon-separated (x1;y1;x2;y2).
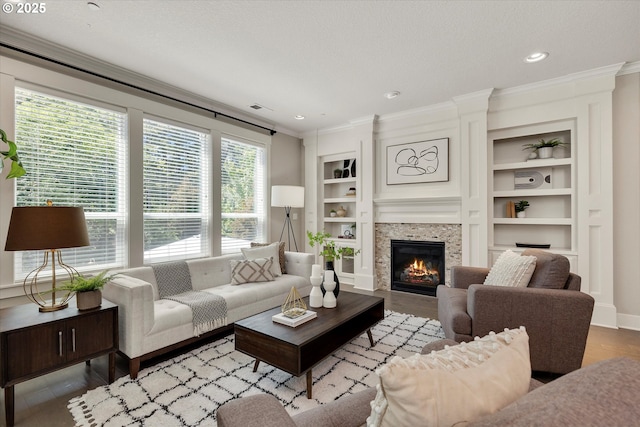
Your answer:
522;138;569;159
515;200;530;218
307;230;361;297
56;270;118;310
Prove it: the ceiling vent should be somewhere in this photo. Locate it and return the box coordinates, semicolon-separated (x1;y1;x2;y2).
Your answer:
249;103;273;112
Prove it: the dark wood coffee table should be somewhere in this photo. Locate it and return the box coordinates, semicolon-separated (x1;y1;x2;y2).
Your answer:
234;292;384;398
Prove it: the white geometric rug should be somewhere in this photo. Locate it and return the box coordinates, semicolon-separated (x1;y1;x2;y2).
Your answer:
68;311;444;426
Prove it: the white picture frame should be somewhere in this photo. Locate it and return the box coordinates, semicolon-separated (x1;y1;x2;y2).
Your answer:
386;138;449;185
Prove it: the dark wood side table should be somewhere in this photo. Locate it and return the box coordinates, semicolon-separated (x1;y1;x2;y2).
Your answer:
0;299;118;427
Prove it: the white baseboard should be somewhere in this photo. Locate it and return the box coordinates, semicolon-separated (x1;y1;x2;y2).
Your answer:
617;313;640;331
591;303;618;329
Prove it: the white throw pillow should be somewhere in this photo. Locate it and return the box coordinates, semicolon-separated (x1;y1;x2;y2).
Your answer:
367;327;531;427
483;250;536;287
230;258;275;285
242;242;283;276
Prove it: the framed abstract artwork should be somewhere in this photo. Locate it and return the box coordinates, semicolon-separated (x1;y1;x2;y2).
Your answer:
386;138;449;185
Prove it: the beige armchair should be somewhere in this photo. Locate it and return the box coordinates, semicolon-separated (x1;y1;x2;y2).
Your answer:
437;249;594;374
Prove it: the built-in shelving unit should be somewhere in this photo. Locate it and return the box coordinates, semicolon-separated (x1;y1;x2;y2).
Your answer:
321;153;358;281
488;120;576;266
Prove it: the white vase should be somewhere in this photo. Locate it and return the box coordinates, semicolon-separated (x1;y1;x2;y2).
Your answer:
537;147;553;159
309;276;324;308
516;211;526;218
323;273;337;308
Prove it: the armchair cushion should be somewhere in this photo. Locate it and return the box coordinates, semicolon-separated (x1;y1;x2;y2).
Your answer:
368;328;531;427
483;250;536;287
522;249;570;289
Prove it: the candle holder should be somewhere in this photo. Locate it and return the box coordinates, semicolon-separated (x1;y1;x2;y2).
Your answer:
323;276;337;308
309;276;324;308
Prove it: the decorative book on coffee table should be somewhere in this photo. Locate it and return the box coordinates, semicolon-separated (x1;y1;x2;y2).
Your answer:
272;310;317;327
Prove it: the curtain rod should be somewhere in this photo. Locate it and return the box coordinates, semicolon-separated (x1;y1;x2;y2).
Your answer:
1;42;277;136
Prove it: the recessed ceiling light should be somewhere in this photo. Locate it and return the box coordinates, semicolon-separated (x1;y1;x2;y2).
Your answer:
294;115;305;120
87;2;101;11
524;52;549;63
384;91;401;99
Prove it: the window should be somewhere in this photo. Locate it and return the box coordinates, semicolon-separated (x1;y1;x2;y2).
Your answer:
14;87;127;280
143;118;210;263
221;137;266;253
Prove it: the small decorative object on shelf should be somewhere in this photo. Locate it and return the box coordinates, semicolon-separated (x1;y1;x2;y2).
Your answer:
309;264;324;308
514;200;530;218
334;168;342;179
323;270;337;308
281;287;307;318
336;206;347;217
346;187;356;196
522;138;569;160
330;209;337;217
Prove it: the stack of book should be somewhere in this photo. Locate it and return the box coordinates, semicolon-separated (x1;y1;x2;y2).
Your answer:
272;310;317;327
506;201;516;218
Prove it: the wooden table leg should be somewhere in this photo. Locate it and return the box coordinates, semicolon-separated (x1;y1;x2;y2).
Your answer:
253;359;260;372
108;352;116;383
306;370;313;399
5;385;14;427
367;329;375;347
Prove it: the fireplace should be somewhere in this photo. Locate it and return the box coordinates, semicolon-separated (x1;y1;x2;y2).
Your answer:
390;239;445;296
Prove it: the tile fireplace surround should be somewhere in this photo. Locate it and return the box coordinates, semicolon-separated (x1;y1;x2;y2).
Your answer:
375;223;462;291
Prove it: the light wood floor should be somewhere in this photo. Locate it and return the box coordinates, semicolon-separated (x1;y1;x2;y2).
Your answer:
2;288;639;426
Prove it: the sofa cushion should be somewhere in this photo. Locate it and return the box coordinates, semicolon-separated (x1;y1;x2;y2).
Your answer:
522;249;570;289
251;241;286;274
367;328;531;427
483;250;536;288
230;257;275;285
243;242;283;276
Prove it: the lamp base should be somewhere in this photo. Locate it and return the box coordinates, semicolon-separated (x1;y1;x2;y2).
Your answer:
39;302;69;312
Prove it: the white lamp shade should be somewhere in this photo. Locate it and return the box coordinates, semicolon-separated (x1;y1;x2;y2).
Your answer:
271;185;304;208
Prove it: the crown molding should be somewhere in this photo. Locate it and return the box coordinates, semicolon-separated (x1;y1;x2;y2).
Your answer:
618;60;640;76
493;63;626;99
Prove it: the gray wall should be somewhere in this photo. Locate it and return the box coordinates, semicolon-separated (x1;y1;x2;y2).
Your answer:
269;132;305;251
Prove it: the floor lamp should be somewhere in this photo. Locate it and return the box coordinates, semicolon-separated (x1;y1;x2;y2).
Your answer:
271;185;304;251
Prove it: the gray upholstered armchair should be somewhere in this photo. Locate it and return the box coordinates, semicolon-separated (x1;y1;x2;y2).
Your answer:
437;249;595;374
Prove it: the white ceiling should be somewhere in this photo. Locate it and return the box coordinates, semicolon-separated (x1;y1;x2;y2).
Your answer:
1;0;639;136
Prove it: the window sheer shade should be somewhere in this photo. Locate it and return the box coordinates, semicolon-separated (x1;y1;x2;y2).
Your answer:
143;118;210;263
14;87;127;280
221;138;266;253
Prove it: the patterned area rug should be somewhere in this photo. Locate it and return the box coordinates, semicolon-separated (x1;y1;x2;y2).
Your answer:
68;311;444;426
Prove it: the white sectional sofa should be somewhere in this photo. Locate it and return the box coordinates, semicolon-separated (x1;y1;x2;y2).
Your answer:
103;251;314;378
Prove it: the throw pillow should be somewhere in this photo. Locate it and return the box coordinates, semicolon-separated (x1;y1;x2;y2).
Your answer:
251;241;286;274
367;327;531;427
483;250;536;287
242;242;283;276
230;258;275;285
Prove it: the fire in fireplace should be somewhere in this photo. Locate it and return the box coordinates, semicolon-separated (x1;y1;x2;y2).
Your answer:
391;239;445;296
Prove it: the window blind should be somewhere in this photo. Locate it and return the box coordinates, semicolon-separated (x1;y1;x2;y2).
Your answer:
221;137;266;253
14;87;127;280
143;118;210;263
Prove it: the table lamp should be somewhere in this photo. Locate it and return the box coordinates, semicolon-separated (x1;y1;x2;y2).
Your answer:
4;201;90;312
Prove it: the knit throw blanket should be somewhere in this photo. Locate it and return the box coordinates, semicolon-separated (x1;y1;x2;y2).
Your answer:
152;261;228;336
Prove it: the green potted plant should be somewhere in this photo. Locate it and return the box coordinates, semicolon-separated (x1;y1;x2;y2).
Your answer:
514;200;530;218
56;270;117;310
522;138;569;159
333;168;342;179
307;230;361;297
0;128;26;179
